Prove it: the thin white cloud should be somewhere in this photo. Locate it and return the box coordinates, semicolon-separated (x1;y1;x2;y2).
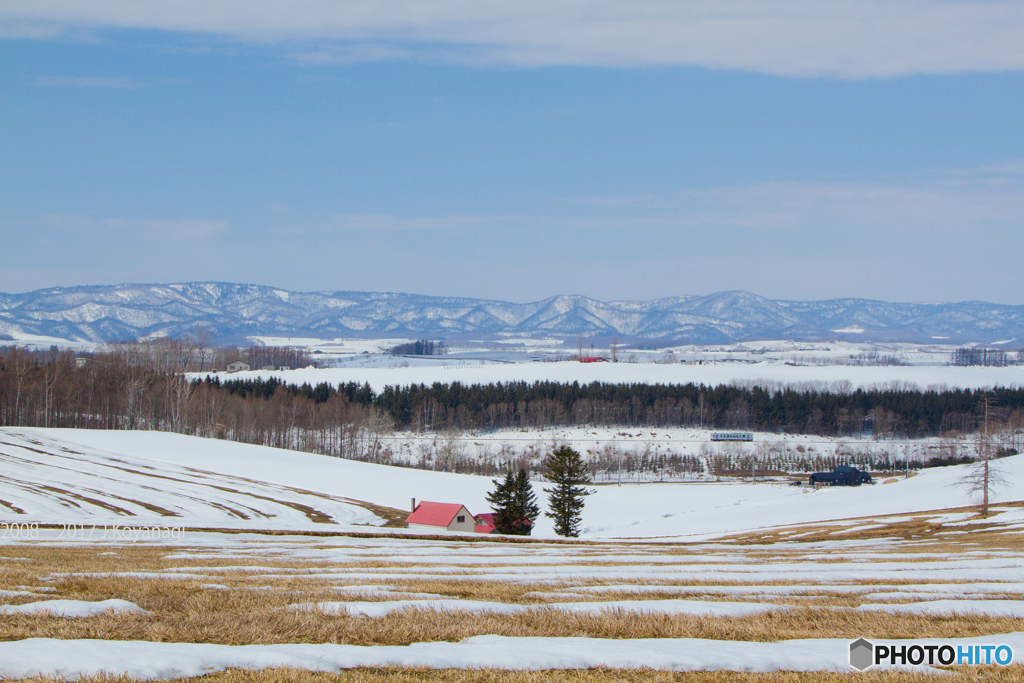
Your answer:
0;19;67;39
3;1;1024;78
297;214;505;233
260;166;1024;243
42;214;229;239
566;166;1024;230
289;43;414;66
33;75;143;88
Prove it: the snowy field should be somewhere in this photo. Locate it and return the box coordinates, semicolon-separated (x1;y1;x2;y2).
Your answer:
365;424;996;483
3;428;1024;539
248;337;1003;368
3;428;1024;679
196;360;1024;394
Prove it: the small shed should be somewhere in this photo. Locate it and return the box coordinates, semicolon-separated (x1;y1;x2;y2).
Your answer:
474;512;535;534
226;360;251;373
473;513;496;534
406;501;476;533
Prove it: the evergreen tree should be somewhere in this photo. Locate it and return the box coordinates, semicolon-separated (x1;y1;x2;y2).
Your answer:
543;445;593;537
486;469;516;533
486;468;540;535
510;468;540;536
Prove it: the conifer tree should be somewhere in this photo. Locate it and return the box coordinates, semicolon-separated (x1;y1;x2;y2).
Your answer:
511;468;540;536
486;469;516;533
486;468;540;535
543;445;593;537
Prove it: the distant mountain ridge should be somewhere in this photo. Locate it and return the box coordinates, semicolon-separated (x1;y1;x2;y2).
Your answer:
0;282;1021;345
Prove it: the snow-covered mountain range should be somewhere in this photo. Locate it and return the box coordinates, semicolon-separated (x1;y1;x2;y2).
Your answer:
0;282;1021;345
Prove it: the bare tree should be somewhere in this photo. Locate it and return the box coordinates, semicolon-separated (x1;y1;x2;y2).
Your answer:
360;406;394;462
189;326;214;372
123;377;146;430
957;394;1010;517
433;428;467;472
169;375;194;433
42;362;60;428
8;348;33;424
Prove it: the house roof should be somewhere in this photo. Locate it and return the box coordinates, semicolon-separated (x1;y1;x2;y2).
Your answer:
406;501;467;527
473;513;495;533
472;512;536;534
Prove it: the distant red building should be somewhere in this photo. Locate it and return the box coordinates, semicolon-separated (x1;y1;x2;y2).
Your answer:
406;501;476;533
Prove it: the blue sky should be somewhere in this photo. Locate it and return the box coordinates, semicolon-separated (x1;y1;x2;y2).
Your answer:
2;2;1023;303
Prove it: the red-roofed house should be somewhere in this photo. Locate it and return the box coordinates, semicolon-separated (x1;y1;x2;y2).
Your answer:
406;501;476;533
473;513;496;534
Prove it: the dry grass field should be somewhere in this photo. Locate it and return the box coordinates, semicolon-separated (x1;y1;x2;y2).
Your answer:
2;506;1024;680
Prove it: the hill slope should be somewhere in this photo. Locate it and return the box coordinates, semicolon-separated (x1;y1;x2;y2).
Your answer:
3;428;1022;540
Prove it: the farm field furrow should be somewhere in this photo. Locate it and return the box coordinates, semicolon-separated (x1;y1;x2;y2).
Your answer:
2;429;1022;679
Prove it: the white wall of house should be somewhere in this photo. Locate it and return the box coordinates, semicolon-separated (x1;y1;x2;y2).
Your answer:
445;506;475;533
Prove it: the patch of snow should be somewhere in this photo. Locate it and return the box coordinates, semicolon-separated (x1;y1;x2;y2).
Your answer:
3;634;1024;678
0;599;150;618
859;600;1024;618
860;591;1019;601
329;586;448;599
298;599;780;617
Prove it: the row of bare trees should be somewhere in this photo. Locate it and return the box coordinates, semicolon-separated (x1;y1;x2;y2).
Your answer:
0;344;388;464
86;334;316;374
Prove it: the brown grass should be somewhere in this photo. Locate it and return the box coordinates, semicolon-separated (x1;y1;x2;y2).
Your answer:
720;501;1024;548
3;574;1022;647
6;666;1024;683
3;525;1024;683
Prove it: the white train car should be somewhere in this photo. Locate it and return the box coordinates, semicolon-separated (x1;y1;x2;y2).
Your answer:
710;431;754;442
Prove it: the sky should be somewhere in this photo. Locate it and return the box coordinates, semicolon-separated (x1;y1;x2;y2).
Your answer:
1;1;1023;305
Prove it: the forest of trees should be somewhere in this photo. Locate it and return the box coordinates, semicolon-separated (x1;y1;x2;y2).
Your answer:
951;347;1020;367
388;340;448;356
233;376;1024;438
2;342;1023;476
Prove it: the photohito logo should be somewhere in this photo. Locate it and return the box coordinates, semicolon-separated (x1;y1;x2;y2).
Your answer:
849;639;1013;670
